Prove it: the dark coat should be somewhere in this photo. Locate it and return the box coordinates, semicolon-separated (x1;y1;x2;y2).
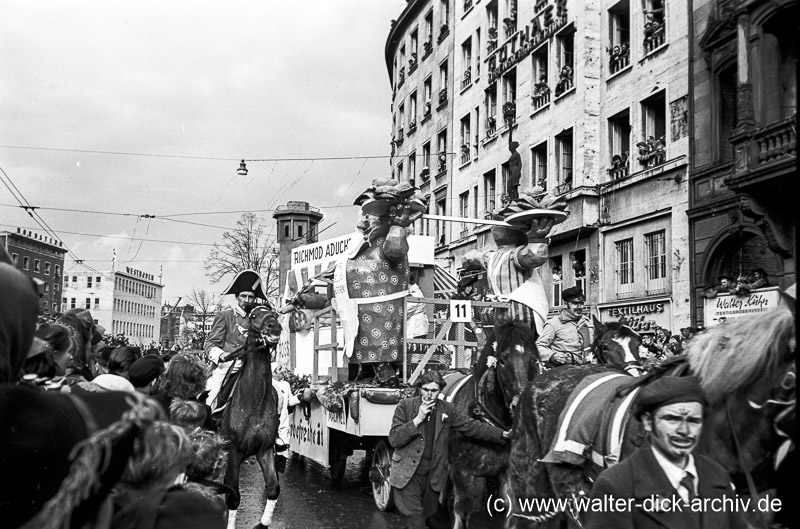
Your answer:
112;485;227;529
585;443;747;529
388;396;504;492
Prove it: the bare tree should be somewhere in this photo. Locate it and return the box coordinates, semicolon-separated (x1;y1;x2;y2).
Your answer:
205;212;280;303
187;288;219;340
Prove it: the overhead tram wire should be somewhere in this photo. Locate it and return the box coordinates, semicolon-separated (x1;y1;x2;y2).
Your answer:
0;165;102;273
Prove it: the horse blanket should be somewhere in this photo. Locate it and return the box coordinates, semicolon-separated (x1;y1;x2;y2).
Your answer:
541;372;639;471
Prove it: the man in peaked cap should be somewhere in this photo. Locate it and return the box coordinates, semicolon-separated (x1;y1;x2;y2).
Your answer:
586;377;745;529
204;269;267;416
536;286;593;367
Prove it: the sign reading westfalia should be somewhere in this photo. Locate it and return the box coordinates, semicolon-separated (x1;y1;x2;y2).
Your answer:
703;287;780;327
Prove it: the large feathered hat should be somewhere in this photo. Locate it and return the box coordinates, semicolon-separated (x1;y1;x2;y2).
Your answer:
222;269;267;300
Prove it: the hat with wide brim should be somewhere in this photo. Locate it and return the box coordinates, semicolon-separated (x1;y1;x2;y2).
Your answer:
222;269;267;299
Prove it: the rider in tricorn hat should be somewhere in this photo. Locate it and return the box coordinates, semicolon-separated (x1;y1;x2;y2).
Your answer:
204;271;266;398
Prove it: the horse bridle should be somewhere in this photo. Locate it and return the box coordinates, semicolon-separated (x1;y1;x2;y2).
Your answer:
474;343;534;429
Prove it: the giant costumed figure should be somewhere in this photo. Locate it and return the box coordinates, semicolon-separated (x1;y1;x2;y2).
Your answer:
461;187;567;335
333;178;427;383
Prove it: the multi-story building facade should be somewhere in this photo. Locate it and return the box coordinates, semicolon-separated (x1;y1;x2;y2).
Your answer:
386;0;693;332
688;0;795;326
1;228;67;316
62;266;163;345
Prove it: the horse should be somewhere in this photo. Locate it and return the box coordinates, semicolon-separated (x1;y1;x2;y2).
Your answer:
443;320;541;529
505;303;795;528
590;316;643;376
219;305;283;529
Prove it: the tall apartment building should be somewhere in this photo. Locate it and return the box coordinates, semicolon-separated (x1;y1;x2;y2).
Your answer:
1;228;68;316
386;0;693;332
62;266;163;345
688;0;796;325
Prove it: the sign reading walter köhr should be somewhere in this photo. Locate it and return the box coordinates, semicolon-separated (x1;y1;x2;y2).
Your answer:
703;288;780;327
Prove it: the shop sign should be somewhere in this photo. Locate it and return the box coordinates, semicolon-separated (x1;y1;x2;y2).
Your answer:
598;299;672;333
703;288;780;327
289;401;329;464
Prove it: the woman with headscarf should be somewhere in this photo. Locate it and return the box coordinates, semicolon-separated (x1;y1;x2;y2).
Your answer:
0;260;40;383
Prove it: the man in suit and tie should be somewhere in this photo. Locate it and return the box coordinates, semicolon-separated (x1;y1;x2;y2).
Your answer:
388;370;511;528
585;376;746;529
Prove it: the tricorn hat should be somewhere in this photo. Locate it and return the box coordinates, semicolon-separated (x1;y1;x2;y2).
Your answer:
223;269;267;300
561;286;585;303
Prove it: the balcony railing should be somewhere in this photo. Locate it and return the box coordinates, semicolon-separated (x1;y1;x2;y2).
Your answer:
554;181;573;195
554;66;574;97
608;154;630;180
422;41;433;60
438;24;450;44
643;21;665;54
461;69;472;90
531;88;550;111
609;44;630;74
755;116;797;166
407;120;417;134
460;146;470;164
438;88;448;107
646;276;667;295
636;137;666;168
616;281;635;299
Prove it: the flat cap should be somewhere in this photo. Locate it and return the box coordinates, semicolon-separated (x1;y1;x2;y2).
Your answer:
635;376;707;419
561;286;585;303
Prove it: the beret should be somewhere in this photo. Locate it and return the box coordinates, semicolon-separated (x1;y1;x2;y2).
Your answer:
128;355;165;388
92;374;136;393
635;376;707;419
561;286;585;303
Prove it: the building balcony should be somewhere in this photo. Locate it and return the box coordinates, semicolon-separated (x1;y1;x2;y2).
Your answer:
643;22;665;55
608;44;630;74
554;67;574;98
608;154;630;180
755;116;797;167
409;56;418;75
554;181;573;195
437;88;448;109
461;69;472;90
460;145;470;165
438;24;449;44
531;88;550;111
407;120;417;135
422;41;433;61
463;0;473;11
636;137;666;169
726;114;797;189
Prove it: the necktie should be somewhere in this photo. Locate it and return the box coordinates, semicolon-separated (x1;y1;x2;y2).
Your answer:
679;471;697;502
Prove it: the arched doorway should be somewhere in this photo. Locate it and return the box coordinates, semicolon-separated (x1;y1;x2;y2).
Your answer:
705;229;784;288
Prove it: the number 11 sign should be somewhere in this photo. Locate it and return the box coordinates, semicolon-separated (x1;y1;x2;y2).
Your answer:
449;299;472;322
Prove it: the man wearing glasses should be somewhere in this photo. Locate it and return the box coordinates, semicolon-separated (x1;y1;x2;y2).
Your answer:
536;286;593;367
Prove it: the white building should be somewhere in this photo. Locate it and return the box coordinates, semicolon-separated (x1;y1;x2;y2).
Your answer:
62;266;163;345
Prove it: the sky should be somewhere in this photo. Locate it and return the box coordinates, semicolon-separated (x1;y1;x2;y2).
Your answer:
0;0;407;305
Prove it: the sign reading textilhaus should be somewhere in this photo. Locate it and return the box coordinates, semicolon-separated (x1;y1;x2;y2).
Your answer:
703;288;780;327
597;299;672;333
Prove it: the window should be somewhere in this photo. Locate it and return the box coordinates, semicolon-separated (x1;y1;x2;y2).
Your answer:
485;85;497;134
72;275;77;283
615;238;634;297
531;142;548;189
85;298;91;309
461;37;473;89
531;46;550;108
438;60;449;104
639;90;666;167
644;230;667;293
408;152;416;181
96;276;101;284
297;225;304;238
424;11;433;50
11;253;18;265
608;0;631;73
44;262;51;275
52;303;58;313
409;91;417;129
410;28;419;66
474;28;481;77
284;224;290;237
55;264;60;277
555;129;573;193
483;170;496;215
70;298;76;309
502;68;517;109
435;194;447;246
436;129;448;173
551;255;563;306
398;103;405;136
571;249;587;294
642;0;665;54
34;259;40;273
87;276;92;288
23;256;30;270
459;191;470;234
423;77;433;116
44;283;50;293
459;115;471;163
608;109;631;179
555;30;575;96
397;161;404;179
54;282;59;292
95;298;100;310
473;106;480;149
422;142;431;176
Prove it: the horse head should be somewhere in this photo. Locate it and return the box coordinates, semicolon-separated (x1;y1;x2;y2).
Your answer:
592;315;643;375
481;320;541;419
689;305;796;487
247;305;282;349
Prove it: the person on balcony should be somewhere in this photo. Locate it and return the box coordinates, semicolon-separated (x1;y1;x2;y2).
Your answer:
507;136;522;201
